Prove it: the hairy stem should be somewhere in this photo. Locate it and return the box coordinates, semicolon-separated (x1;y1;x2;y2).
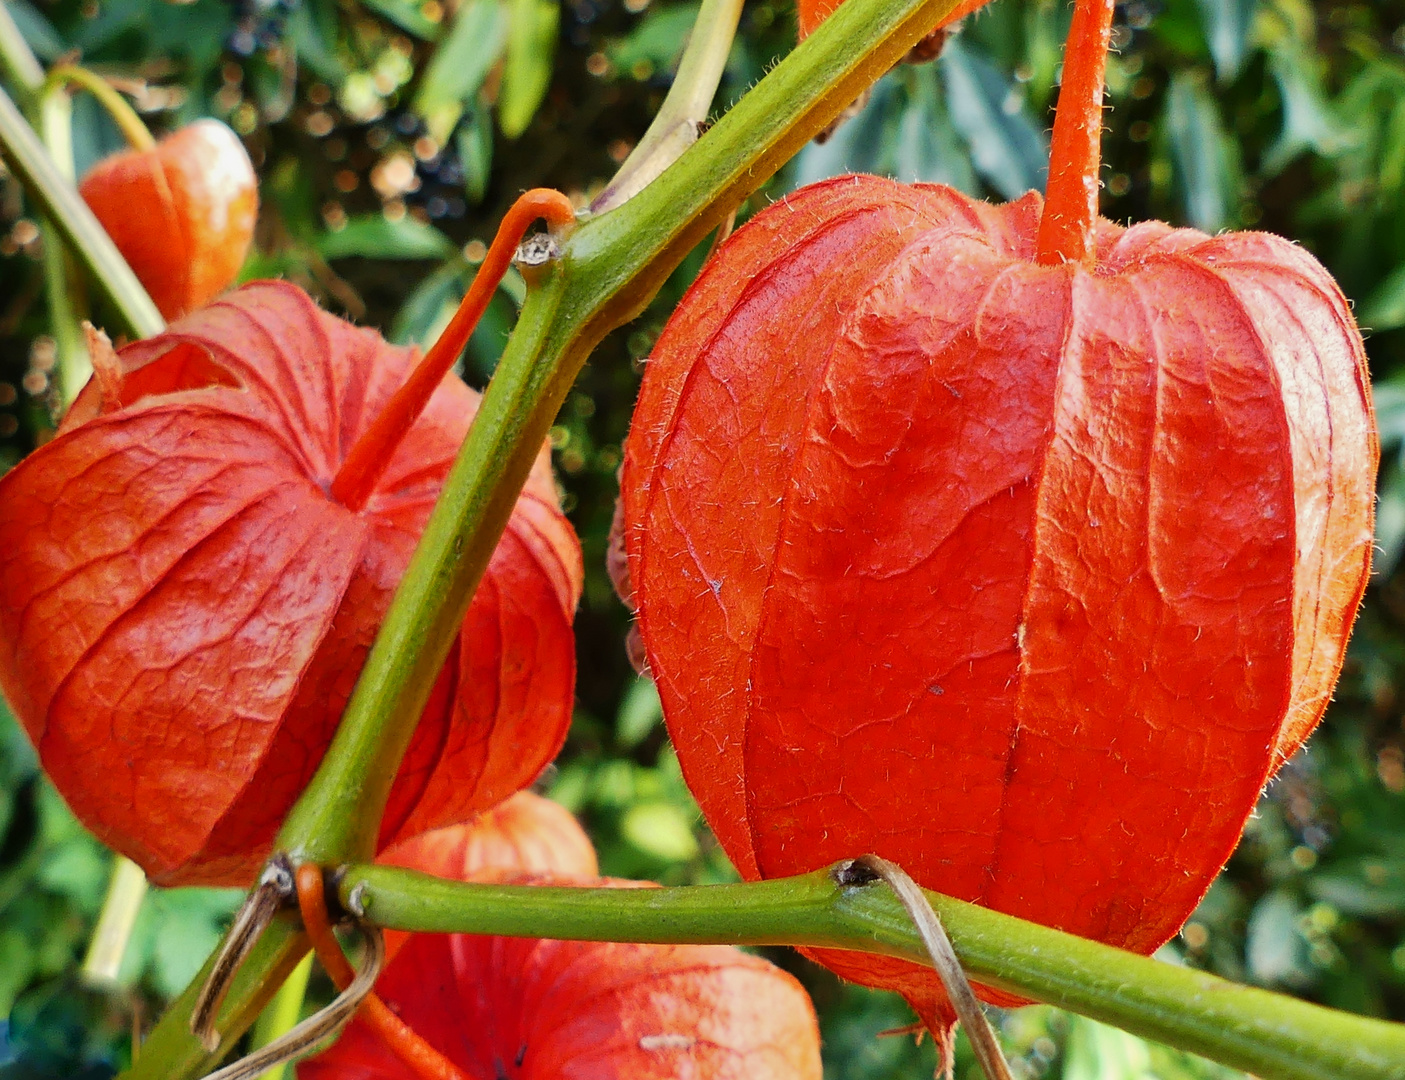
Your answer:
338;863;1405;1080
1035;0;1114;265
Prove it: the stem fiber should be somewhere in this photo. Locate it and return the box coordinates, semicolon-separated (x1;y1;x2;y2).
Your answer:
1035;0;1115;266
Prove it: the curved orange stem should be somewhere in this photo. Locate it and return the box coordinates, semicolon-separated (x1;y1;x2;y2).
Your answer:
294;864;471;1080
330;189;576;512
1035;0;1115;267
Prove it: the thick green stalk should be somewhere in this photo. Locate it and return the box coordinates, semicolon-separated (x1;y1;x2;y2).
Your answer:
340;864;1405;1080
277;0;961;865
0;85;162;338
126;922;308;1080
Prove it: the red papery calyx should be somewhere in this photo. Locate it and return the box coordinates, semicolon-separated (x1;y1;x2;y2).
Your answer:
0;280;582;886
620;0;1376;1044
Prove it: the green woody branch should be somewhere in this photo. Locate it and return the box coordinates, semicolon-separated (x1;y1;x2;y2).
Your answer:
339;862;1405;1080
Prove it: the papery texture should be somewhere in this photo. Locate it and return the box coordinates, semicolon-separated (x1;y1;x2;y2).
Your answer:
622;174;1376;1026
0;281;582;885
79;119;259;319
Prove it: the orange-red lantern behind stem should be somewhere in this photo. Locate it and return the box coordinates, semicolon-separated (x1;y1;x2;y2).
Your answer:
79;119;258;320
303;812;822;1080
621;0;1375;1041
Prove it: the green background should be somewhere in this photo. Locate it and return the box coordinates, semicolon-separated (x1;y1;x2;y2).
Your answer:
1;0;1404;1076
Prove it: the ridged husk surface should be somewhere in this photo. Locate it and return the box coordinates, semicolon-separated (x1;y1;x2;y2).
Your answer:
622;175;1376;1028
0;282;582;885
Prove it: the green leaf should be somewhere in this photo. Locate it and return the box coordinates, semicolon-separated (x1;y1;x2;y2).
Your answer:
391;259;468;347
1262;41;1343;173
4;0;64;62
620;802;699;861
359;0;444;40
616;677;663;748
1246;890;1310;987
1063;1015;1154;1080
893;66;977;191
1359;263;1405;333
498;0;559;138
608;3;696;74
1164;70;1236;232
287;0;348;87
456;111;494;205
1192;0;1256;82
939;37;1048;201
413;0;509;143
791;72;906;188
316;215;456;261
790;67;977;193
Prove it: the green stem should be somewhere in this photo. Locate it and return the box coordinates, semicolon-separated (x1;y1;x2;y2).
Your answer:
80;856;148;986
249;953;314;1080
339;864;1405;1080
124;921;308;1080
0;85;163;339
0;1;43;110
276;0;960;867
43;65;157;152
591;0;745;212
37;75;95;412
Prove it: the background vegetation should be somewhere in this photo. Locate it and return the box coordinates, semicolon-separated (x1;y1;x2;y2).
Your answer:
0;0;1404;1076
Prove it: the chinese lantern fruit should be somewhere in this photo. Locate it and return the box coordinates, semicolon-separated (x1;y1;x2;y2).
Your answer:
0;281;582;886
621;0;1375;1035
379;790;598;884
376;790;597;961
299;881;823;1080
79;119;258;320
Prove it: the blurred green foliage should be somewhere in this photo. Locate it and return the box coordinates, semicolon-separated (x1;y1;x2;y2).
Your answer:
1;0;1405;1077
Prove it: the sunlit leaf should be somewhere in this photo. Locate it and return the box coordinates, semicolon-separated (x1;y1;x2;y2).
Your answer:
499;0;559;138
1192;0;1256;82
939;37;1047;200
316;214;456;261
1164;70;1236;231
413;0;509;143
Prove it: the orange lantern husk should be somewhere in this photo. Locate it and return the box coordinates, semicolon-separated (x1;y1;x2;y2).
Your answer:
0;281;582;886
79;119;258;320
621;0;1376;1044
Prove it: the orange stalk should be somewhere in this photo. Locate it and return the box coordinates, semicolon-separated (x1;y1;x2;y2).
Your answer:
330;189;576;512
1035;0;1115;266
294;864;470;1080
